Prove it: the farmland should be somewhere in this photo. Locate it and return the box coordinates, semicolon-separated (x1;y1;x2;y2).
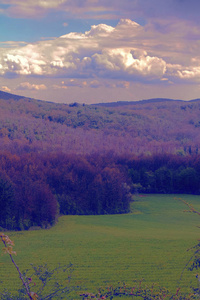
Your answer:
1;194;200;299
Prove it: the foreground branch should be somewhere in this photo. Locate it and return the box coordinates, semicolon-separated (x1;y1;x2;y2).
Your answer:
0;233;37;300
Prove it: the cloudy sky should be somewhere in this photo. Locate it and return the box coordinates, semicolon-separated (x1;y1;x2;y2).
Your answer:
0;0;200;104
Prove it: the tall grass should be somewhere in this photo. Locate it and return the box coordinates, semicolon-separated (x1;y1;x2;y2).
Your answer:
1;194;200;298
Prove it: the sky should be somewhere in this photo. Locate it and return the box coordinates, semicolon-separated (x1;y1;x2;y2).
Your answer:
0;0;200;104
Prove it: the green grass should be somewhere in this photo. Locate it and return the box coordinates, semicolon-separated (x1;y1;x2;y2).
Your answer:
1;194;200;299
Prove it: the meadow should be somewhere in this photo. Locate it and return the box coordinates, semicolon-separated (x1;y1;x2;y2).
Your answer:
1;194;200;299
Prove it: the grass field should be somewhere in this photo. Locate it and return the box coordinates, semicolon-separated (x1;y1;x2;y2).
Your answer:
1;194;200;299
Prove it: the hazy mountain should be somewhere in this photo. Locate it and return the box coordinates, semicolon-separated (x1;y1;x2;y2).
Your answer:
93;98;191;107
1;89;200;106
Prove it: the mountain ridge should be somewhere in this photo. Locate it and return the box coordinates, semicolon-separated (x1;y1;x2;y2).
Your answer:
1;89;200;106
0;90;33;101
93;98;200;107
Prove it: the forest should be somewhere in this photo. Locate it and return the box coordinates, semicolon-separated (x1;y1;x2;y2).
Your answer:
1;95;200;156
1;91;200;230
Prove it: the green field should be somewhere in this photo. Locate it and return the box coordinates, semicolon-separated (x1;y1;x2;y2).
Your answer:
1;194;200;299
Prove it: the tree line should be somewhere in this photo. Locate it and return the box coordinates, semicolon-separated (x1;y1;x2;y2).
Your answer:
1;151;200;231
0;152;131;230
126;153;200;194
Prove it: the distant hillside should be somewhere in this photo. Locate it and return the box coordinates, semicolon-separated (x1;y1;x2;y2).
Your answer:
0;89;199;106
93;98;192;107
0;90;34;101
0;90;200;155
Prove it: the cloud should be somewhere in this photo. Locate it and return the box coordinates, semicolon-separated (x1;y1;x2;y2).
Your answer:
0;0;66;18
177;67;200;82
17;82;47;90
0;41;27;48
88;80;102;88
133;0;200;23
52;84;68;90
1;0;115;19
1;86;11;92
87;79;130;88
62;79;87;88
90;48;166;79
2;0;200;23
116;81;130;88
52;79;130;89
85;23;115;36
0;19;199;85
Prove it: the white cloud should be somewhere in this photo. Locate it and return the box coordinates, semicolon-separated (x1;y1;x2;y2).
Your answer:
88;79;130;88
91;48;166;79
0;41;27;48
89;80;102;88
17;82;47;90
177;67;200;81
0;18;199;84
116;81;130;88
63;79;86;87
85;24;115;37
53;84;68;89
1;86;11;93
51;79;130;89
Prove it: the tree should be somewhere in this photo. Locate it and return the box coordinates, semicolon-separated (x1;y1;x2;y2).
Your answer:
176;168;199;194
0;172;16;230
154;167;173;193
15;179;58;229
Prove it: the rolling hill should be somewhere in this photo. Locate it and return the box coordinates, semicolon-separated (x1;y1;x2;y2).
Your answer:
0;90;199;155
1;90;200;230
